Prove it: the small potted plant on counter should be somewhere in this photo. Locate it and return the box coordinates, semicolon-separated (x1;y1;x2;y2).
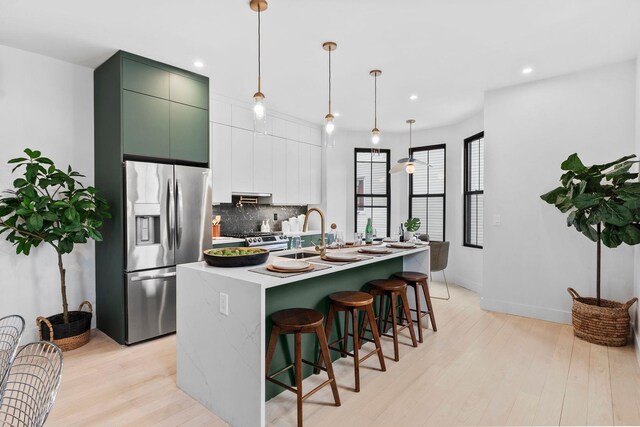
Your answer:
404;217;421;242
0;149;110;351
540;153;640;346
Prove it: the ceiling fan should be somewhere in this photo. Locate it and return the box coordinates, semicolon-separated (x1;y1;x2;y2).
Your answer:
389;119;430;174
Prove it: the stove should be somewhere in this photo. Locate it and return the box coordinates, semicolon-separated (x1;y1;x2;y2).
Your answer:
223;232;289;251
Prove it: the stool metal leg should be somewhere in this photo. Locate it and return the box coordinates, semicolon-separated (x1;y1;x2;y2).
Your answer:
295;332;303;427
431;271;451;300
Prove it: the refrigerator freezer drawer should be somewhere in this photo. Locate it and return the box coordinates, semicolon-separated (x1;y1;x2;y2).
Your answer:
126;267;176;344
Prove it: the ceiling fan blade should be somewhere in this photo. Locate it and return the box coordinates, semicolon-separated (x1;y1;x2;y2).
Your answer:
389;162;407;174
396;157;410;163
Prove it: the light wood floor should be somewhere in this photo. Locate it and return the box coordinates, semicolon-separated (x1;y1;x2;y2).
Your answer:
47;283;640;426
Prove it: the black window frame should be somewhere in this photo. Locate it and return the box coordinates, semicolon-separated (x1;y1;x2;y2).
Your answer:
354;148;391;237
408;144;446;242
463;131;484;249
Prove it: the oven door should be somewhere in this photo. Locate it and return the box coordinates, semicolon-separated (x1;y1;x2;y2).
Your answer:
256;243;289;252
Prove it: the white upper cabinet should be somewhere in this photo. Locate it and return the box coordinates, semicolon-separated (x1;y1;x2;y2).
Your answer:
211;123;232;203
285;140;300;204
298;143;310;203
231;127;254;193
309;145;322;204
253;135;273;194
272;137;287;204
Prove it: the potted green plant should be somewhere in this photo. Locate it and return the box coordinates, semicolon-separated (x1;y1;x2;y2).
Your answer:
0;149;110;351
540;153;640;346
404;217;421;242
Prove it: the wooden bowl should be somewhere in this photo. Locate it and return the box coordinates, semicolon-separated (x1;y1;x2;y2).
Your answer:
203;247;270;267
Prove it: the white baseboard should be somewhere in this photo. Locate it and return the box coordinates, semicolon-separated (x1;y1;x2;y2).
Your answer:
451;276;482;294
480;296;572;324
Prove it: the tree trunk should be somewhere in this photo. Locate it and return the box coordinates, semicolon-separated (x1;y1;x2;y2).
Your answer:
58;252;69;323
596;223;601;307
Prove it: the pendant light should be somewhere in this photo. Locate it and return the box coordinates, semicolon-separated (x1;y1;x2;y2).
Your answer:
251;0;268;134
390;119;429;174
370;69;381;145
323;41;337;147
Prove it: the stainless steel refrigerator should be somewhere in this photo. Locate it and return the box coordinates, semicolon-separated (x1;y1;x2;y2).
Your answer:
124;161;212;344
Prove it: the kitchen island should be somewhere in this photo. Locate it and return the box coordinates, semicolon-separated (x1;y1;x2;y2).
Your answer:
176;245;430;427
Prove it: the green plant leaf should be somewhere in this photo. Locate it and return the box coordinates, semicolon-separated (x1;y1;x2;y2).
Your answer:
561;153;586;172
615;182;640;202
28;214;43;231
622;224;640;245
12;178;28;188
600;202;633;227
581;224;599;242
602;225;624;248
605;161;637;179
540;186;567;204
7;157;27;164
571;193;601;209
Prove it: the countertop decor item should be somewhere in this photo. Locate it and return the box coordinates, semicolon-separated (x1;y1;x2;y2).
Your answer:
203;247;269;267
541;152;640;346
0;149;111;351
403;217;421;242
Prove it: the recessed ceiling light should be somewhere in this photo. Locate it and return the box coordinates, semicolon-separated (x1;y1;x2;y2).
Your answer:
522;67;533;75
333;112;340;117
409;94;418;100
193;60;204;68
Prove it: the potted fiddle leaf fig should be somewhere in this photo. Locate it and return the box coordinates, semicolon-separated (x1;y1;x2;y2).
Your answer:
540;153;640;346
0;149;110;351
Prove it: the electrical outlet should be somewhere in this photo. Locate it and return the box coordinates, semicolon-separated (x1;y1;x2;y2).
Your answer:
219;292;229;315
273;213;278;221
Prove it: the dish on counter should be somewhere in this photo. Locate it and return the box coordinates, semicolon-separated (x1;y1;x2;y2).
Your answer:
321;253;361;262
358;247;391;254
382;237;398;243
266;262;315;273
387;242;416;249
271;260;311;271
203;247;269;268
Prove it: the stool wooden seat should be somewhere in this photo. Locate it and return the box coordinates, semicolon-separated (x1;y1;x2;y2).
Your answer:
317;291;385;392
393;271;437;343
266;308;340;426
367;279;418;361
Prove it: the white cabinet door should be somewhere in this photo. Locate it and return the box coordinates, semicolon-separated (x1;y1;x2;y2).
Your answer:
309;145;322;204
285;140;300;204
298;143;310;204
211;123;232;203
253;134;273;194
231;127;254;193
272;137;287;204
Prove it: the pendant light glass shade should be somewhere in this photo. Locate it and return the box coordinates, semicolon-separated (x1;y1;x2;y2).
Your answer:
323;42;337;148
390;119;429;174
251;0;268;135
370;70;382;145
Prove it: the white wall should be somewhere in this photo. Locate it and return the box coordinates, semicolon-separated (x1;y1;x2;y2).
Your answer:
0;45;95;342
483;60;637;324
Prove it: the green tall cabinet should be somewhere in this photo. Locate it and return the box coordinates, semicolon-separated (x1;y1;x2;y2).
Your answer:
94;50;209;344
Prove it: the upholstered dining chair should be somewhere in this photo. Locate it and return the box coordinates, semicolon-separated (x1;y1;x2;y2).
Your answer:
429;241;450;300
0;315;25;394
0;341;63;427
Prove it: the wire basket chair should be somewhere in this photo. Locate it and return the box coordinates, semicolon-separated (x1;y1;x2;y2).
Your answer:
0;341;63;427
0;315;26;394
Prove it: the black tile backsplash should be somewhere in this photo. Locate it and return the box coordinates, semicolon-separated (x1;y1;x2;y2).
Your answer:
213;204;308;235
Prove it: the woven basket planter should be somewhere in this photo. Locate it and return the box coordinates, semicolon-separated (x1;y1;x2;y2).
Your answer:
568;288;637;347
36;301;93;352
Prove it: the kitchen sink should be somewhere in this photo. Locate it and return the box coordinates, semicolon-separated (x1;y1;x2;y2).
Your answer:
277;252;320;259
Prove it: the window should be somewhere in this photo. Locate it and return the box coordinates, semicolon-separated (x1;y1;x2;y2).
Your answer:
464;131;484;248
354;148;391;237
409;144;446;241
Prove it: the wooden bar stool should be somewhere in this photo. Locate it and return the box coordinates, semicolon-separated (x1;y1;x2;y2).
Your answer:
316;291;386;392
393;271;438;343
265;308;341;426
367;279;418;361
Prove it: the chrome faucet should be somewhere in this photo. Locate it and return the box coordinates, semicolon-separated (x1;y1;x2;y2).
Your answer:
302;207;326;258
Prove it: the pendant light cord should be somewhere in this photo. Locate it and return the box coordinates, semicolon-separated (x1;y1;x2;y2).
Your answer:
328;47;332;114
374;73;377;128
257;4;261;93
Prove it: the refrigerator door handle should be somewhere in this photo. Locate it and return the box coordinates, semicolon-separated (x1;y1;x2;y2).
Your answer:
176;180;184;248
167;179;175;249
130;272;177;282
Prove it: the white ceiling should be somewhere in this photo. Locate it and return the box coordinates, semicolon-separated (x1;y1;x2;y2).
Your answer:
1;0;640;131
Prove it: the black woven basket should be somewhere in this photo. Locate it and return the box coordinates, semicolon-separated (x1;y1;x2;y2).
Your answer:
39;310;92;341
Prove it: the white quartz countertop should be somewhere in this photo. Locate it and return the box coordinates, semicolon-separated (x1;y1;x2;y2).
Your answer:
281;230;322;237
211;237;245;246
179;244;429;289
